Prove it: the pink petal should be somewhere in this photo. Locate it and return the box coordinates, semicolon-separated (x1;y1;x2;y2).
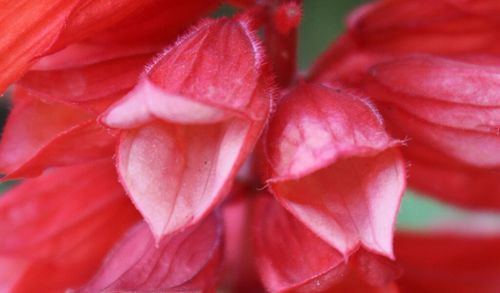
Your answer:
103;17;272;240
79;213;223;292
117;119;260;239
265;83;405;257
0;89;116;178
103;77;230;128
0;160;140;291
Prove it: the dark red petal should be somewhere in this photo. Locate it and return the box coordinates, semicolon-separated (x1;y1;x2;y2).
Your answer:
347;0;500;55
79;213;223;292
0;90;115;178
221;191;264;292
395;231;500;292
87;0;220;47
0;160;140;291
104;17;272;240
265;83;405;257
253;195;346;292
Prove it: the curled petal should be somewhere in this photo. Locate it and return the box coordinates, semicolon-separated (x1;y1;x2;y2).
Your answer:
102;17;271;126
103;17;272;240
79;213;223;292
0;160;140;291
103;77;229;128
265;83;405;257
0;90;115;178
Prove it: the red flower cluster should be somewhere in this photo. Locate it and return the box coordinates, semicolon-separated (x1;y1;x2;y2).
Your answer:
0;0;499;292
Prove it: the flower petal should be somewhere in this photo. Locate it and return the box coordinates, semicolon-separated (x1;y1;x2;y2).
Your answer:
253;195;346;292
79;213;223;292
0;0;220;94
102;17;272;127
395;231;500;292
253;195;401;292
0;160;140;291
265;83;405;257
0;89;115;178
104;17;272;240
403;141;500;210
18;53;150;105
347;0;500;55
0;0;77;93
117;119;260;239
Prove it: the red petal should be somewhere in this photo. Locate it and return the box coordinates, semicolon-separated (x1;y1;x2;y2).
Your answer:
79;213;223;292
18;53;150;105
102;18;272;127
253;195;346;292
0;160;140;291
253;195;401;292
0;89;115;178
104;17;272;239
0;0;218;93
87;0;220;47
265;83;405;257
403;141;500;210
347;0;500;55
395;231;500;292
221;191;264;292
308;34;389;87
0;0;77;93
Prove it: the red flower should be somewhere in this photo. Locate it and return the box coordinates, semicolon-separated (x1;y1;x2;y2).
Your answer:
311;0;500;211
0;0;498;292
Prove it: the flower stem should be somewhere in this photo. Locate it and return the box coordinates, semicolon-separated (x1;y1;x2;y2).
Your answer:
264;0;302;88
